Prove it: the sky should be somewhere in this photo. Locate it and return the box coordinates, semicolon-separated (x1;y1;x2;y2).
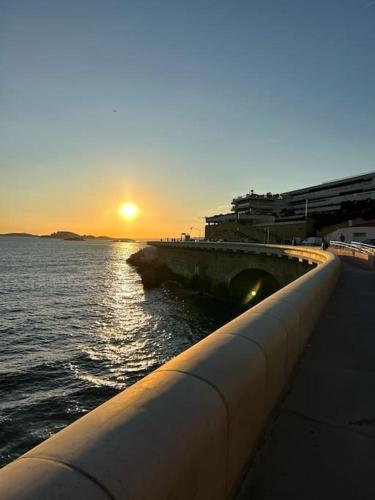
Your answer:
1;0;374;238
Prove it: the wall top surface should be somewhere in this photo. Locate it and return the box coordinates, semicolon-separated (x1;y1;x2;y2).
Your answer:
148;241;333;266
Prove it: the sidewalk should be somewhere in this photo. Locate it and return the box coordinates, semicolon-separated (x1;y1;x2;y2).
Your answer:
239;261;375;500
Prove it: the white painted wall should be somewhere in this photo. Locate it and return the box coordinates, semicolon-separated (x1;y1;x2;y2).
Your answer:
326;225;375;243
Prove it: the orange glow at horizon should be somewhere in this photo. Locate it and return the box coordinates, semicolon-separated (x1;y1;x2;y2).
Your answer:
0;183;206;240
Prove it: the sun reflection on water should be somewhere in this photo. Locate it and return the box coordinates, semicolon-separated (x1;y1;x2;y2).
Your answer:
1;237;232;465
68;241;200;392
71;242;157;389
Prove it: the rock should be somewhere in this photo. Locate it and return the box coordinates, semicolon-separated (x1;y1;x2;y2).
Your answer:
141;269;162;288
127;247;158;267
127;247;181;289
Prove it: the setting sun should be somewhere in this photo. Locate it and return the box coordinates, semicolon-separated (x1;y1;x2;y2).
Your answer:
119;203;138;219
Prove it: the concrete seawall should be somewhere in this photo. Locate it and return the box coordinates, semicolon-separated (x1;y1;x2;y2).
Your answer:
146;241;316;292
0;245;340;499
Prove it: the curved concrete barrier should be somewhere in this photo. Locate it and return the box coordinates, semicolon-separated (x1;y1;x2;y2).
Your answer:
0;246;340;500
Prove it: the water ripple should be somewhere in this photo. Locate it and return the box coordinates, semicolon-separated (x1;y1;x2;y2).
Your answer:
0;237;236;467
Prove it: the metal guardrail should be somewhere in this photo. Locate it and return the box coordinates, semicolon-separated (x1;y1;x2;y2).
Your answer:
330;241;375;255
350;242;375;254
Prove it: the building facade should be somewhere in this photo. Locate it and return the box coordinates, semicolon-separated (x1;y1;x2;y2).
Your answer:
205;171;375;243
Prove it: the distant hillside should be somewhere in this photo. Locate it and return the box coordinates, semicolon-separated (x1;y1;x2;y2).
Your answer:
68;233;135;242
0;233;37;237
41;231;80;239
1;231;135;242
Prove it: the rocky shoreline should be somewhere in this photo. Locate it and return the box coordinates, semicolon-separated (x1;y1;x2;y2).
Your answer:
126;246;182;288
126;246;243;325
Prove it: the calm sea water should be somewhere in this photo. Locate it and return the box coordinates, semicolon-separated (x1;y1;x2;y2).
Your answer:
0;237;234;466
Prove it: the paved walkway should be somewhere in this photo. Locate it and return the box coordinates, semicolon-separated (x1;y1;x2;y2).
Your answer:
239;260;375;500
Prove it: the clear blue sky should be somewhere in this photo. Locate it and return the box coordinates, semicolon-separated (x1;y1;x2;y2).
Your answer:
1;0;374;236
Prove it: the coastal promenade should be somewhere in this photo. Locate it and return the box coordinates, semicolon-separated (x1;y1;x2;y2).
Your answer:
239;259;375;499
0;243;341;499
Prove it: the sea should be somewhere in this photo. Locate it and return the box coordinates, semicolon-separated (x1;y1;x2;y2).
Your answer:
0;237;236;467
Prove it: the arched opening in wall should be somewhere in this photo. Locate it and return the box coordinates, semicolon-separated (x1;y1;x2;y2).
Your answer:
229;268;280;308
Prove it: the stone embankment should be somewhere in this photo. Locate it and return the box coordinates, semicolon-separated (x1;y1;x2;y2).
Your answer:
128;241;318;306
0;244;340;499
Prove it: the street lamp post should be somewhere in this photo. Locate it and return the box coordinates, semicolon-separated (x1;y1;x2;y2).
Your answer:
198;216;206;240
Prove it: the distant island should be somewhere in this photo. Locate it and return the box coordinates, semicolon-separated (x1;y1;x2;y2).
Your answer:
0;232;38;238
0;231;135;242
